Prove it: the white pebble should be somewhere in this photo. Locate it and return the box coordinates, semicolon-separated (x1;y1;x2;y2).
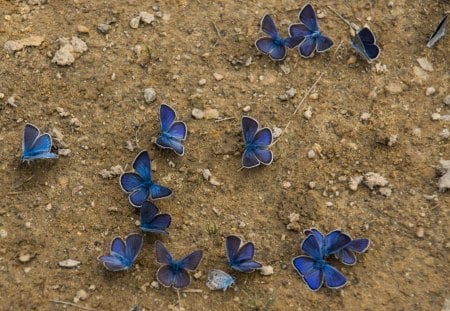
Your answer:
59;259;81;268
242;105;251;112
144;88;157;104
130;16;140;29
426;87;436;96
213;72;224;81
282;181;291;188
307;150;316;159
139;12;155;24
326;202;333;207
192;108;205;119
260;265;274;276
303;107;312;120
360;112;371;122
272;127;282;139
444;95;450;106
198;78;206;86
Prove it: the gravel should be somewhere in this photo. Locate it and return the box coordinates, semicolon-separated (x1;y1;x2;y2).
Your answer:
144;88;157;103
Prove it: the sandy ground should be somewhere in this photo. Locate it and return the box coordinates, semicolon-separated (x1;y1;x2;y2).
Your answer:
0;0;449;310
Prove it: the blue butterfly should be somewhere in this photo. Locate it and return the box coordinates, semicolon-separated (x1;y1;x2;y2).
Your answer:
255;14;303;61
206;269;235;291
351;27;380;62
427;14;448;48
288;4;334;58
120;150;172;207
226;235;262;273
21;123;58;162
155;240;203;289
98;233;143;271
156;104;187;156
139;201;171;234
335;237;370;266
292;230;350;291
241;116;273;169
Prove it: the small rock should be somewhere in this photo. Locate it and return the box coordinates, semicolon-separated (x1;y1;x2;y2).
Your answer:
0;229;7;238
213;73;224;81
0;93;4;99
58;149;71;156
77;25;90;33
130;16;140;29
349;175;363;191
202;169;212;181
209;176;221;186
242;105;251;112
7;96;17;107
307;150;316;159
416;58;433;72
360;112;371;122
385;82;403;95
426;87;436;96
260;265;274;276
431;113;441;121
4;35;44;54
416;227;425;238
309;92;319;100
303;107;312;120
144;88;157;103
282;181;291;188
99;165;124;179
74;289;88;303
379;187;392;197
139;12;155;24
443;95;450;106
387;135;398;147
151;281;159;289
286;87;297;98
326;202;333;207
204;108;219;119
70;37;88;53
272;127;282;139
45;203;52;211
59;259;81;268
19;252;31;263
97;23;111;34
308;181;316;189
439;128;450;139
70;117;82;127
437;160;450;192
347;55;357;64
278;94;289;101
198;78;206;86
193;270;202;279
192;108;205;119
363;172;389;190
413;66;429;83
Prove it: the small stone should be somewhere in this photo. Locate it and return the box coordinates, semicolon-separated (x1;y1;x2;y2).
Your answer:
77;25;89;33
4;35;45;54
286;87;297;98
307;150;316;159
140;12;155;24
278;94;289;101
0;93;4;99
45;203;52;211
308;181;316;189
19;253;31;263
260;265;274;276
0;229;7;238
70;117;82;127
282;181;291;188
144;88;157;103
387;135;398;146
272;126;282;139
326;201;333;207
202;169;212;181
198;78;206;86
7;96;17;107
209;176;221;186
364;172;389;190
413;66;429;83
193;270;202;279
385;82;403;95
309;92;319;100
213;72;224;81
130;16;140;29
360;112;371;122
443;95;450;106
303;107;312;120
379;187;392;197
192;108;205;119
74;289;88;302
97;23;111;34
431;113;441;121
151;281;159;289
426;87;436;96
59;259;81;268
349;175;363;191
242;105;251;112
416;58;433;72
437;160;450;192
288;213;300;223
416;227;425;238
347;55;357;64
70;37;88;53
204;108;219;119
25;222;31;229
58;149;71;156
439;128;450;139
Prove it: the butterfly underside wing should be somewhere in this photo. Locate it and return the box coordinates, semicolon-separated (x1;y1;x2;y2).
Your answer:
206;269;235;291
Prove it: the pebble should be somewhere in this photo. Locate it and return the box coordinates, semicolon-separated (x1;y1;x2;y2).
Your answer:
385;82;403;95
0;228;7;238
74;289;88;303
439;128;450;139
288;213;300;223
204;108;219;119
7;96;17;107
4;35;45;54
25;222;31;229
198;78;206;86
151;281;159;289
347;55;357;64
19;253;31;263
130;17;140;29
139;12;155;24
303;107;312;120
379;187;392;197
58;149;71;156
308;181;316;189
426;87;436;96
307;150;316;159
97;23;111;34
193;270;202;279
260;265;274;276
309;92;319;100
360;112;371;122
416;227;425;238
286;87;297;98
363;172;389;190
59;259;81;268
77;25;89;33
213;72;224;81
326;202;333;207
437;160;450;192
99;165;124;179
444;95;450;106
52;37;87;66
349;175;363;191
272;126;282;138
192;108;205;119
242;105;251;112
413;66;429;83
0;93;4;99
45;203;52;211
282;181;291;188
416;57;433;72
144;88;157;103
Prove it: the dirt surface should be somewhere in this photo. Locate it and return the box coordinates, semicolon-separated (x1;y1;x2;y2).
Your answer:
0;0;449;310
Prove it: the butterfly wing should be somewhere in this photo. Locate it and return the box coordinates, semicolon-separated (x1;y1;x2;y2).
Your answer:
133;150;152;181
242;117;259;144
336;247;357;265
23;128;57;160
155;241;173;265
110;236;126;256
304;228;324;247
156;135;185;156
149;183;172;200
231;242;262;272
225;235;241;264
157;265;191;288
316;35;334;52
299;4;319;32
260;14;279;38
352;27;380;62
120;173;144;193
347;238;370;253
125;234;143;264
98;254;129;271
180;250;203;271
301;234;323;260
427;14;448;48
299;36;317;58
129;187;150;207
293;256;324;291
206;269;235;291
288;23;310;41
160;104;177;133
140;202;171;234
242;149;260;168
323;264;347;289
255;37;287;61
324;230;351;256
253;128;272;146
23;123;40;153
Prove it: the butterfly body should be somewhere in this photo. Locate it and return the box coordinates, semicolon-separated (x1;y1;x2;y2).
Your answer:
351;27;380;62
120;150;172;207
241;116;273;169
21;123;58;162
98;234;143;271
289;4;334;58
206;269;235;291
156;104;187;156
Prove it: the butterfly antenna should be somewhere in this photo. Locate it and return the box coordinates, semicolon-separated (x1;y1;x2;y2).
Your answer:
327;6;359;31
271;41;343;147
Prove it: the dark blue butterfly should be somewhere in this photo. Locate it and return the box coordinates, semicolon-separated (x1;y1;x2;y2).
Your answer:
120;150;172;207
21;123;58;162
255;14;303;61
226;235;262;273
351;27;380;62
241;116;273;169
292;230;350;291
98;233;143;271
155;240;203;289
139;201;171;234
288;4;334;58
335;237;370;266
206;269;235;291
156;104;187;156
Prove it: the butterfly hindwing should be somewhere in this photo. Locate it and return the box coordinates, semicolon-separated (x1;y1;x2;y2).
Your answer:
22;123;58;161
156;104;187;156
